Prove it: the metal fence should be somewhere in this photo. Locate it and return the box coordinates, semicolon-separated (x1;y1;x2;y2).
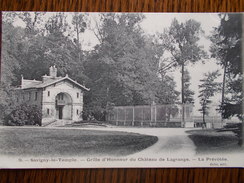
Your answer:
107;104;194;127
193;116;226;128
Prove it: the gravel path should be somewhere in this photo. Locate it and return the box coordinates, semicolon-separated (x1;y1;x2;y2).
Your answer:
70;127;197;156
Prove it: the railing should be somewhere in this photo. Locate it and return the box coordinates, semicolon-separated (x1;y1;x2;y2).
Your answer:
56;100;66;106
107;104;194;127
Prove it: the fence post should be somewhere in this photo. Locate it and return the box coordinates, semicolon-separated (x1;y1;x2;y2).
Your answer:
181;104;185;128
150;105;152;126
155;105;157;123
116;107;118;126
132;106;134;126
151;102;156;125
141;107;143;127
124;107;126;126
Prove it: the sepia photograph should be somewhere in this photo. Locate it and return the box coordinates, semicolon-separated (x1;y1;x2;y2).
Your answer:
0;12;243;168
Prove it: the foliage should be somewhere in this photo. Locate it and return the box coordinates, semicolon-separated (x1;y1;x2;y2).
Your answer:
198;70;221;124
83;13;170;120
161;18;207;105
72;13;87;47
156;75;180;104
217;123;242;146
210;13;243;120
4;104;42;126
0;84;18;120
1;22;24;85
82;105;106;121
3;12;88;85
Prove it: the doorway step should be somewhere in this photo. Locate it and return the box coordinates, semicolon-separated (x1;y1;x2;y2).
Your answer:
43;119;73;127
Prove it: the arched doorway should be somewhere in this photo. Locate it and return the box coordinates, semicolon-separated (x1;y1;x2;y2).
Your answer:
55;92;73;120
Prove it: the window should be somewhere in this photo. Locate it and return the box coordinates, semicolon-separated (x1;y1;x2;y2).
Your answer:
48;91;50;97
35;92;38;100
23;94;25;101
58;93;64;100
28;92;31;101
77;92;79;98
77;109;79;115
47;109;50;115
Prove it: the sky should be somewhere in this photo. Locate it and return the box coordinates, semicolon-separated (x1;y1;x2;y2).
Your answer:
140;13;222;115
7;12;223;116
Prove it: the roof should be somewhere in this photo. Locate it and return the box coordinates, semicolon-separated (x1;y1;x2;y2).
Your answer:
21;75;90;91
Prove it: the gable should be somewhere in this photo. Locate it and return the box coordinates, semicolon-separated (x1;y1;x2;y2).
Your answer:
45;79;83;91
20;76;89;91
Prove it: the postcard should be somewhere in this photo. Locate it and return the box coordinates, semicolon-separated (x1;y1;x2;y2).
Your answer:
0;11;243;168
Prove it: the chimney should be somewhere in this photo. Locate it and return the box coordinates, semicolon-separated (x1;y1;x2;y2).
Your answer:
49;65;57;78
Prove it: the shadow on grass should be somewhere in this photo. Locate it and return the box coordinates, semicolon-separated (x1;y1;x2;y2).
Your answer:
0;127;158;157
186;129;244;154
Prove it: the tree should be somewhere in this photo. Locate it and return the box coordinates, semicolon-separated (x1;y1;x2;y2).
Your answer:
4;104;42;126
18;12;46;36
70;13;88;82
161;18;207;124
210;13;243;120
83;14;165;120
198;70;221;126
183;69;195;104
156;75;180;104
1;18;26;120
0;83;18;121
16;12;85;83
72;13;87;49
2;12;50;85
1;21;24;85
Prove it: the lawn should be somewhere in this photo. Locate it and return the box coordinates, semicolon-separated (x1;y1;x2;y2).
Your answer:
186;129;244;154
0;127;158;157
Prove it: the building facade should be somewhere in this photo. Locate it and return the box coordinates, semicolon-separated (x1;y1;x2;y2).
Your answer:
15;66;89;126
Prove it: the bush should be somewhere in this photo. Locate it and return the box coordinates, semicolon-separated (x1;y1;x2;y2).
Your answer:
4;104;42;126
82;106;106;121
217;123;243;146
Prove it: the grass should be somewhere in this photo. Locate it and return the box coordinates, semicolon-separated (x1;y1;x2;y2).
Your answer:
0;127;158;157
186;129;244;154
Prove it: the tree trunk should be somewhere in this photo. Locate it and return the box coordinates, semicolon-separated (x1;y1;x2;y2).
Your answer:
76;22;81;63
181;63;185;104
181;63;185;127
202;104;206;128
221;61;227;125
202;111;205;128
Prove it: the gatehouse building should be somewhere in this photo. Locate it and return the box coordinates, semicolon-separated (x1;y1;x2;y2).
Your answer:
14;66;89;126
